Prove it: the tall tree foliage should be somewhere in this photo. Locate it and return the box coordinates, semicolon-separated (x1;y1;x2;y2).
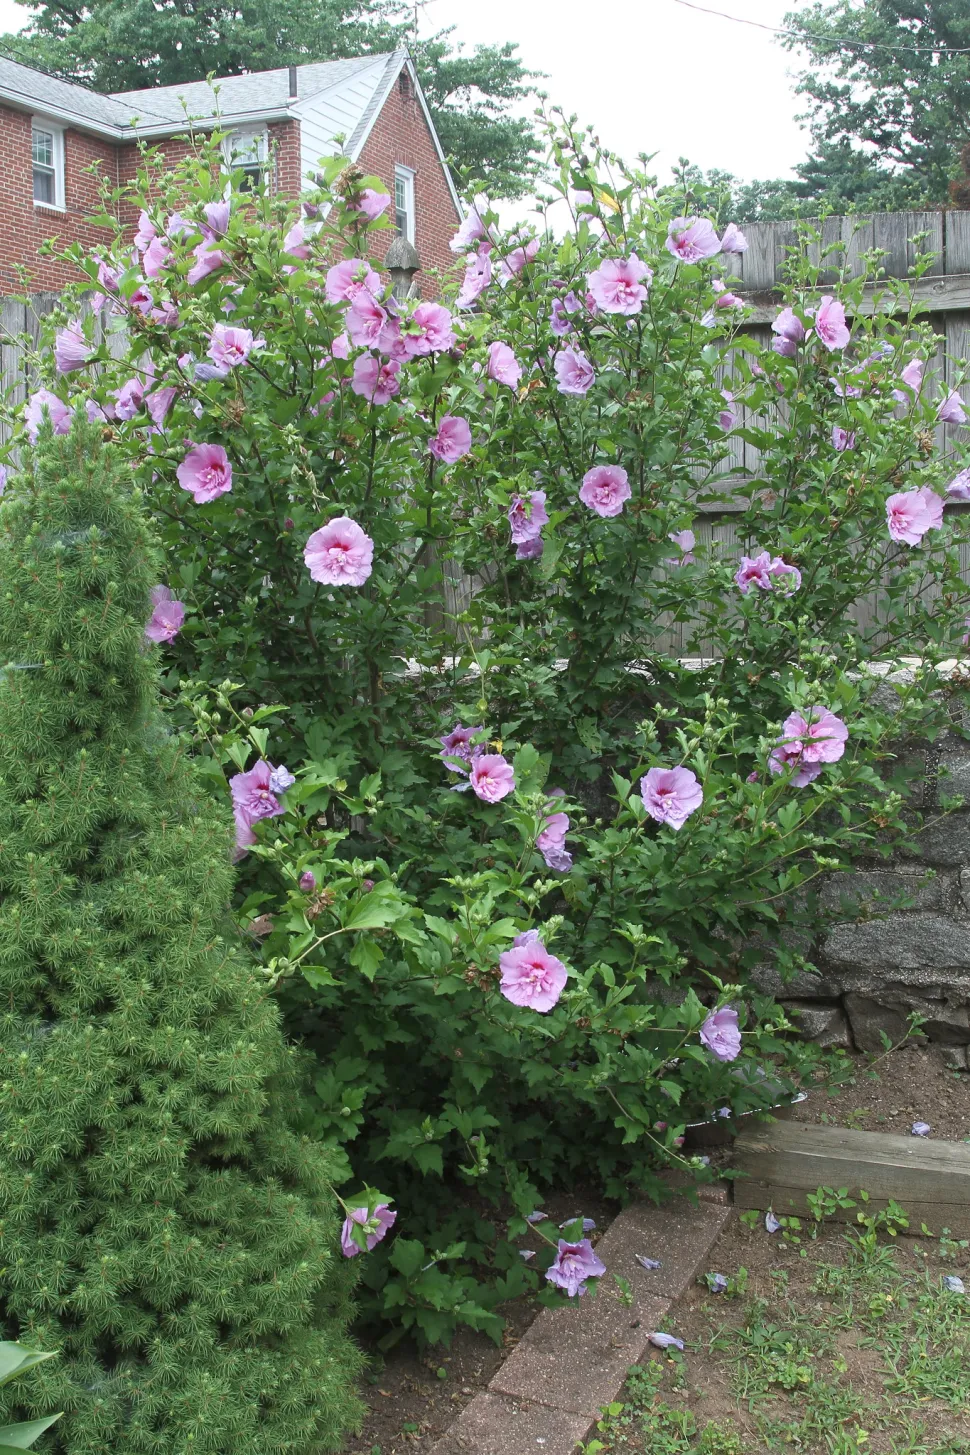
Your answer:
0;423;363;1453
0;0;541;198
782;0;970;206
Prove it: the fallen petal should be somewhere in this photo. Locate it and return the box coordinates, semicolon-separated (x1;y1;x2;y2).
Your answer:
648;1331;685;1351
519;1249;536;1261
525;1211;548;1223
636;1255;662;1270
944;1275;965;1294
765;1211;781;1234
708;1273;729;1293
911;1121;931;1137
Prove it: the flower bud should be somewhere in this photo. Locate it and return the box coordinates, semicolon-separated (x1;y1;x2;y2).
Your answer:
362;878;375;892
299;870;316;891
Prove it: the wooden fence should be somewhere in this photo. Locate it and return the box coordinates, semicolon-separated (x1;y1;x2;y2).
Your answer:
655;210;970;654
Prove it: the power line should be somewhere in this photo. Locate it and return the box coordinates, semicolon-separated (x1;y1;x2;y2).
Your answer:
671;0;970;55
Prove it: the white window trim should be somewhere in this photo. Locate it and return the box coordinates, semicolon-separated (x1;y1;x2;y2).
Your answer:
32;118;65;212
394;164;416;244
223;126;270;190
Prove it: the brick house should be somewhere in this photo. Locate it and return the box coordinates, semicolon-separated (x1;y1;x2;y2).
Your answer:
0;48;462;294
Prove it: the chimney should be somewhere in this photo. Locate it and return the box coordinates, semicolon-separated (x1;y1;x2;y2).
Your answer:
288;65;298;101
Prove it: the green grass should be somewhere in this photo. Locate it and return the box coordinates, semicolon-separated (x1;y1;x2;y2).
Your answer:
581;1201;970;1455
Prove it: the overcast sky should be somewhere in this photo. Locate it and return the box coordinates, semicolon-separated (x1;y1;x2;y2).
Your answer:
0;0;811;184
422;0;809;184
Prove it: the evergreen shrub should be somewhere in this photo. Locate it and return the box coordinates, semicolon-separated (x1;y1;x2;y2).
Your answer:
0;426;363;1452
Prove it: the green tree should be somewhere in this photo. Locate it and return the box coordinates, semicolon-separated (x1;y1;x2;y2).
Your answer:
782;0;970;206
0;423;363;1453
411;32;542;200
0;0;541;198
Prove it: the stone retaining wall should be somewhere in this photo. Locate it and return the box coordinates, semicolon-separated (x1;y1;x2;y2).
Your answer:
754;730;970;1066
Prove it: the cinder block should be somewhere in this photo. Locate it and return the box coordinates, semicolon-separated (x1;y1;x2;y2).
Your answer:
431;1391;592;1455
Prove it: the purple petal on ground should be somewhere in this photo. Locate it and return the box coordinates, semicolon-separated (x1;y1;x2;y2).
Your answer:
944;1275;965;1294
765;1211;781;1234
525;1211;548;1223
648;1332;685;1351
636;1255;662;1270
911;1121;931;1137
709;1273;729;1293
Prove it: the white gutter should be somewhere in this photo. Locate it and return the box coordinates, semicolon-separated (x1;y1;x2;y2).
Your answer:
128;106;294;139
0;85;142;138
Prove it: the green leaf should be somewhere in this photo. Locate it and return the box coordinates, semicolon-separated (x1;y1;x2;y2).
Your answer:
659;1080;683;1105
349;936;383;981
0;1347;54;1389
576;716;603;754
424;914;455;944
512;742;542;793
388;1238;426;1278
343;889;408;932
0;1414;63;1449
413;1143;443;1176
359;771;382;801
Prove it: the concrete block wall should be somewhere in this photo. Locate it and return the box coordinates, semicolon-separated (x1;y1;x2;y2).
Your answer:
755;731;970;1066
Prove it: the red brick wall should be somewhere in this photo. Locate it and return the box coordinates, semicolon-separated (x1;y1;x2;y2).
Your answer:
358;69;462;295
0;76;458;299
269;120;301;196
0;117;304;291
116;122;301;216
0;105;120;293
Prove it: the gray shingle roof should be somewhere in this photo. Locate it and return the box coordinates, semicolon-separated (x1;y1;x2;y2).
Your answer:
112;52;402;127
0;53;170;130
0;48;407;140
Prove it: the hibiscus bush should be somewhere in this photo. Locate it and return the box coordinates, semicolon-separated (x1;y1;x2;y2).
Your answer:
6;116;970;1345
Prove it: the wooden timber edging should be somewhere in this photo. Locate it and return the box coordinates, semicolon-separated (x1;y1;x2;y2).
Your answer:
733;1121;970;1238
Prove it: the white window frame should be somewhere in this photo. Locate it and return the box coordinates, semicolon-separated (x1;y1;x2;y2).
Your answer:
31;119;65;212
394;164;416;244
223;127;269;192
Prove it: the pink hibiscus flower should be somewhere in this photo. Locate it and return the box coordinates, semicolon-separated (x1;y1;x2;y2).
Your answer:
469;753;515;803
487;341;522;388
499;929;568;1012
304;516;374;587
579;464;630;517
640;766;703;831
886;487;944;545
428;414;472;464
144;584;185;644
177;443;232;503
554;347;595;396
351;354;401;405
586;254;652;315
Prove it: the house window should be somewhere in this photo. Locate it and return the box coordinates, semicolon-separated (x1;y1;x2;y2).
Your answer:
224;128;268;192
394;165;415;243
32;122;64;209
